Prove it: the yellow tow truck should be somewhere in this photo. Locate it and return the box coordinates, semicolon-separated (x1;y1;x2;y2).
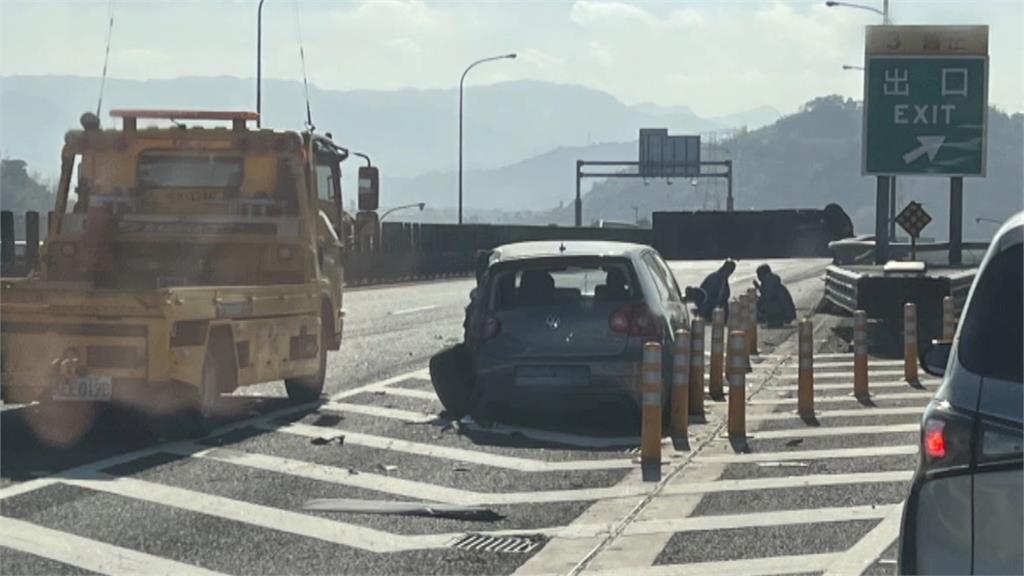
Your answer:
0;109;375;433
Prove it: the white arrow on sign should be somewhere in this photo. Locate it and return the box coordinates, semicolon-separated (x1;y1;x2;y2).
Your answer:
902;135;946;164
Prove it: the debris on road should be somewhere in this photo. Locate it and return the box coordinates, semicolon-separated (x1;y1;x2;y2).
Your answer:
310;435;345;446
377;464;398;475
302;498;504;521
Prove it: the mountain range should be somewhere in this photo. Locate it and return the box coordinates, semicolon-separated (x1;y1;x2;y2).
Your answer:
0;75;779;183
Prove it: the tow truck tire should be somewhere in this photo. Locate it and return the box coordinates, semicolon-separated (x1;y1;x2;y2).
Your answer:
285;317;327;403
429;343;476;419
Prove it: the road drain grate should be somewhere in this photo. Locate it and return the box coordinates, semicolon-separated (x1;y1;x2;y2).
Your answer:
450;534;541;554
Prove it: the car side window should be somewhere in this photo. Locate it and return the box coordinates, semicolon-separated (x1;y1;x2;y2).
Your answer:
641;253;671;303
958;243;1023;383
643;253;680;303
651;253;682;302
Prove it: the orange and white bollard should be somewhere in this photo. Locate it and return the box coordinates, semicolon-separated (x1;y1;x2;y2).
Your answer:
798;318;814;417
709;307;725;398
727;330;748;440
671;329;690;438
746;287;759;355
688;317;705;416
853;310;869;397
904;302;918;382
942;296;956;341
641;341;662;467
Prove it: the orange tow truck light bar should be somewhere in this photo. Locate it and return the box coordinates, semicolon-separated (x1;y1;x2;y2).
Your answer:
109;109;260;131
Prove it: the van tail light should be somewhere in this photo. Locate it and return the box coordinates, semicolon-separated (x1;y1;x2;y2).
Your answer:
609;303;662;338
920;404;973;476
481;316;501;341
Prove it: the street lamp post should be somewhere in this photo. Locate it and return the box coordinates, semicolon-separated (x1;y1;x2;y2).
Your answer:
828;0;894;248
459;53;516;225
825;0;890;23
257;0;266;127
379;202;426;223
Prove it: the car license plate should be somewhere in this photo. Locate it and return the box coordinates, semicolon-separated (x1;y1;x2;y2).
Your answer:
53;376;113;402
515;366;589;387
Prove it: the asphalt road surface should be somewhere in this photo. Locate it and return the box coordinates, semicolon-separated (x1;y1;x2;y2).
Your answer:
0;258;936;575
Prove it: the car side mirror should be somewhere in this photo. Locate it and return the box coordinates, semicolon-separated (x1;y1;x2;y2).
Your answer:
684;286;706;306
921;340;952;378
358;166;379;212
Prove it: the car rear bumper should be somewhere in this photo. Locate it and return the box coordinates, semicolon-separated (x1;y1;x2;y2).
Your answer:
474;351;653;415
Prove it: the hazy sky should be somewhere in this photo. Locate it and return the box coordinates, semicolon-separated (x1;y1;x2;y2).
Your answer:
1;0;1021;117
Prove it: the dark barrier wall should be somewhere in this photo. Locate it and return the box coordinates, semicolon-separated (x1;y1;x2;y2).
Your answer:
346;222;652;285
652;204;853;260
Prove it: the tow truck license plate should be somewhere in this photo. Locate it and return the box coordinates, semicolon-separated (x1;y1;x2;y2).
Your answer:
54;376;113;402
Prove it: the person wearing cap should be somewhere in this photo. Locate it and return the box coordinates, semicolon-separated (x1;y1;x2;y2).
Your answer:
754;264;796;328
697;259;735;321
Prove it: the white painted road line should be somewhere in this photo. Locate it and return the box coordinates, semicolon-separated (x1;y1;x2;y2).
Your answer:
749;406;926;421
180;445;652;505
823;505;905;576
61;474;454;553
331;368;431;401
778;360;906;370
696;444;918;463
320;402;436;423
0;368;433;504
662;470;914;495
582;553;840;576
268;422;637;471
765;380;932;392
801;370;925;380
370;387;438;401
748;392;933;405
389;305;440;316
618;504;900;537
0;515;228;576
746;423;920;440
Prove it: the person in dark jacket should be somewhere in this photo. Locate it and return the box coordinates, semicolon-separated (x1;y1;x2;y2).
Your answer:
697;259;735;320
754;264;797;328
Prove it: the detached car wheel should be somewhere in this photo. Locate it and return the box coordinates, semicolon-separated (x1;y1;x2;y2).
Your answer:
429;343;477;418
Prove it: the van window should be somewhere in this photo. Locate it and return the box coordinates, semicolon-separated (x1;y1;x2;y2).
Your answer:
958;243;1023;383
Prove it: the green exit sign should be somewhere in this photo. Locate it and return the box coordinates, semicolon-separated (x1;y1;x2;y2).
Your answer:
862;26;988;177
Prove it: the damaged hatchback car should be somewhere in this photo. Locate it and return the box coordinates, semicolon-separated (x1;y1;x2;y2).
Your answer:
431;240;703;423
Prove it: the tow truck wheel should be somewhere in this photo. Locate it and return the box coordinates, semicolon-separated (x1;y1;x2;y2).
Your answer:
285;317;327;403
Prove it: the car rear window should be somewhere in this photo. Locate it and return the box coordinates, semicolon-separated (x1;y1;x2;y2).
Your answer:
489;260;636;310
958;243;1023;383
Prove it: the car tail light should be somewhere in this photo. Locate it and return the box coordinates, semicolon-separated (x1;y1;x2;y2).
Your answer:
609;303;662;338
920;402;974;475
481;316;501;341
924;419;946;459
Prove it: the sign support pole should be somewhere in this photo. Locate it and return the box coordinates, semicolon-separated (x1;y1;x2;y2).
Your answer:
874;176;890;264
949;177;963;266
575;160;583;228
725;160;734;212
888;177;897;238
